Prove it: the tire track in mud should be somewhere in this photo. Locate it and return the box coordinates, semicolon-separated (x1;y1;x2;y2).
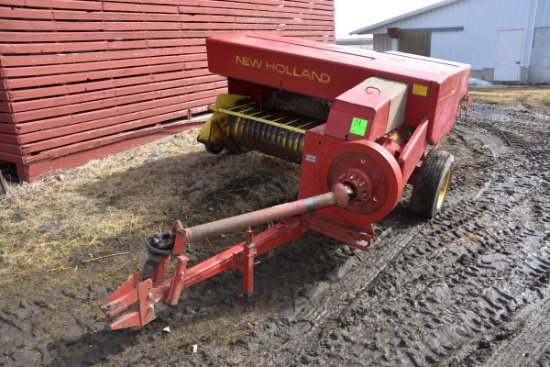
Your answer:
482;256;550;367
231;104;550;366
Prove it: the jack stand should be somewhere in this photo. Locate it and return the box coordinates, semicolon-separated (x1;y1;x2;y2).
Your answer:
242;227;257;299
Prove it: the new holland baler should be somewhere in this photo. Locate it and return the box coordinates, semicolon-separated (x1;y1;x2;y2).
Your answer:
101;34;471;330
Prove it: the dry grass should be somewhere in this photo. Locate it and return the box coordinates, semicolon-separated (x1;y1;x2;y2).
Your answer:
469;87;550;110
0;128;300;291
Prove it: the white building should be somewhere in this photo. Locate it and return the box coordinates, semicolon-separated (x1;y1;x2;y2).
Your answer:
351;0;550;83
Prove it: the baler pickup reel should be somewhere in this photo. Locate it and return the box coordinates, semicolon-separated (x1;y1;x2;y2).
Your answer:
100;34;471;331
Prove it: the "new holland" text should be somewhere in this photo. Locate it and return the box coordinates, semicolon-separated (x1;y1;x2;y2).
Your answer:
235;55;330;84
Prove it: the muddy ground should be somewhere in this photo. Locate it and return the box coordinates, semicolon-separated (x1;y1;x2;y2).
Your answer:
1;89;549;366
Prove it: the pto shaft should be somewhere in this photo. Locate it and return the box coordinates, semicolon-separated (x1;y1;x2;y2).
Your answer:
185;183;351;243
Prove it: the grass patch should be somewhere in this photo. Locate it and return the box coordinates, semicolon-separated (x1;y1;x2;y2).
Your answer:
0;128;299;295
469;87;550;110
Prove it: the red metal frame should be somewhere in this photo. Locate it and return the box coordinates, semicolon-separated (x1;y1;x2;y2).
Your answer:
102;215;375;330
101;184;364;330
102;218;308;330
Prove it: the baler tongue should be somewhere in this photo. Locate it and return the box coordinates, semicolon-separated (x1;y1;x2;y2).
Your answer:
100;184;368;330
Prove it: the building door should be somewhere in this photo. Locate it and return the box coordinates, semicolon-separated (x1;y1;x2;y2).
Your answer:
398;32;431;57
494;29;523;81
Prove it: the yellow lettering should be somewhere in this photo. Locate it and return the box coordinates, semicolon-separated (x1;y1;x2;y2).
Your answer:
438;88;457;102
311;71;321;82
250;58;263;69
235;55;262;68
235;55;250;66
311;71;331;84
235;56;330;84
266;61;275;72
319;73;331;84
286;66;300;78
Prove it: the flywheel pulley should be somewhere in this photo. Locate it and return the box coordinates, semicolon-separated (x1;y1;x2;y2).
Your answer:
320;140;403;224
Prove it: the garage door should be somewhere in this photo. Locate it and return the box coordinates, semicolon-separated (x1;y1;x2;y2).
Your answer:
494;29;523;82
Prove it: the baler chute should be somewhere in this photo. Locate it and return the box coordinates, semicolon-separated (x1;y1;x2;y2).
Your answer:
101;34;471;330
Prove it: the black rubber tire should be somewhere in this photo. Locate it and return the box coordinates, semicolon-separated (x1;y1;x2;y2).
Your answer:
141;259;158;281
205;145;223;155
225;145;249;155
205;144;248;155
410;150;454;218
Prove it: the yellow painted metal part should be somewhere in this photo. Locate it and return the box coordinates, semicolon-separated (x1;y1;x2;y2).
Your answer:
210;105;310;135
197;94;251;150
198;93;323;162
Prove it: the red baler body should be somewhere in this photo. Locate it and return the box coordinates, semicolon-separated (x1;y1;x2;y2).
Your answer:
207;34;470;143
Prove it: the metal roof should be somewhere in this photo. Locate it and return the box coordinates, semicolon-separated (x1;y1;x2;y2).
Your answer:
350;0;463;35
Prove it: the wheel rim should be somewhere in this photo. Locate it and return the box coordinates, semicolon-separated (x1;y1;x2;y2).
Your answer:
437;168;452;210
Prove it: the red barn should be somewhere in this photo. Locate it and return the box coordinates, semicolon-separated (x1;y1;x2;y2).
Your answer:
0;0;335;181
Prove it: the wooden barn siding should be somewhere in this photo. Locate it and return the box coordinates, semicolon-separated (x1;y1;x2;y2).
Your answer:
0;0;335;181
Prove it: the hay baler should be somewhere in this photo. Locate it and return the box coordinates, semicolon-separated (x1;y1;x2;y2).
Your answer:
101;34;471;330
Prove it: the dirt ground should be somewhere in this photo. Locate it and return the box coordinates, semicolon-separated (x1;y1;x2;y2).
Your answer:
0;87;549;366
